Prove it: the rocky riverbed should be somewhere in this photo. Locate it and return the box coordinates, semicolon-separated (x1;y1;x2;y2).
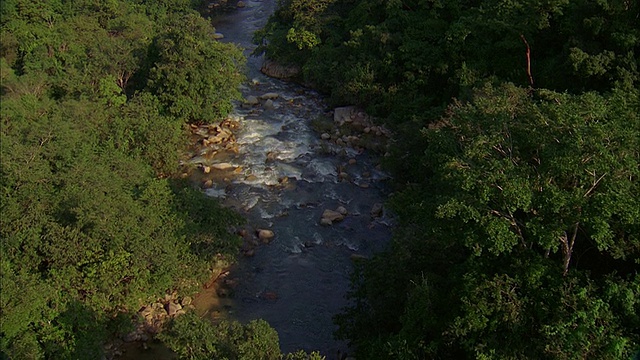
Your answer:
190;0;395;356
114;1;394;358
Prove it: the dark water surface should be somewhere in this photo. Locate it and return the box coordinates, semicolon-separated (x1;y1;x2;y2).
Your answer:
126;1;393;358
198;0;394;356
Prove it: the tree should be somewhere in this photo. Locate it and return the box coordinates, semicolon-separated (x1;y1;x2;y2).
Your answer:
420;84;639;275
158;312;325;360
336;84;640;359
146;12;245;123
1;1;247;357
256;0;640;119
258;0;640;358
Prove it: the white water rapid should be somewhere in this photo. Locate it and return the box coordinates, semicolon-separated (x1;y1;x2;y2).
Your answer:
195;1;393;356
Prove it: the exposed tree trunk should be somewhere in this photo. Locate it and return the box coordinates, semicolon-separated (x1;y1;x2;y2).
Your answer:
520;35;534;88
117;70;132;91
560;222;579;276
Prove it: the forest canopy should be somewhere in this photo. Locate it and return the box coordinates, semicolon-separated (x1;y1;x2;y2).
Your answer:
2;0;639;358
0;0;249;358
257;0;640;358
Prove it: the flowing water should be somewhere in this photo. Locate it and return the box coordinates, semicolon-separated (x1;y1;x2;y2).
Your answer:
192;1;393;357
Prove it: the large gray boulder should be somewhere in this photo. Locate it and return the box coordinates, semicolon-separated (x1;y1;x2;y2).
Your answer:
261;59;301;79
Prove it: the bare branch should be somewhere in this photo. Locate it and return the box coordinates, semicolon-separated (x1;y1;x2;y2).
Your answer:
493;145;508;157
520;35;534;87
561;222;580;276
490;209;528;248
583;172;606;198
508;208;528;248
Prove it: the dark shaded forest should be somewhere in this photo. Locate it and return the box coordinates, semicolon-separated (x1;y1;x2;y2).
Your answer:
254;0;640;358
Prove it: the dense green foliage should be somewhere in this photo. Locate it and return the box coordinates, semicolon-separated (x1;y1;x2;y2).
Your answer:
146;13;244;123
158;313;280;360
336;85;640;359
158;312;326;360
1;0;247;358
258;0;640;359
256;0;639;115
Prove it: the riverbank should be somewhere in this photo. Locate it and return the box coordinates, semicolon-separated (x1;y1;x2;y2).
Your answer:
185;0;395;355
113;1;395;357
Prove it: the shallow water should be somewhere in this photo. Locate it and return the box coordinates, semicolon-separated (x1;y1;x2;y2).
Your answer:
194;0;393;356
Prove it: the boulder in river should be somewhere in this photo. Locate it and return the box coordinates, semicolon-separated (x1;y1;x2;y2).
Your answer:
166;302;182;317
320;209;345;225
350;254;368;261
264;99;275;110
257;229;275;243
152;302;167;318
206;130;232;145
371;203;384;218
245;95;259;105
260;92;279;100
243;248;255;257
140;306;154;321
333;106;356;125
211;162;235;170
261;59;301;79
261;291;278;301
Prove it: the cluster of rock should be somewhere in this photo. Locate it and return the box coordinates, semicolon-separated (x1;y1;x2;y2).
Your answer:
211;264;278;301
320;203;384;226
182;92;292;188
320;206;348;225
335;106;391;136
190;118;239;153
238;227;275;258
103;293;195;357
320;106;392;153
113;255;233;353
183;118;243;188
123;293;194;343
204;0;246;14
213;270;240;298
243;91;280;110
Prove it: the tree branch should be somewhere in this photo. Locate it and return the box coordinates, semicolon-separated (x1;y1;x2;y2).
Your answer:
490;209;528;248
583;171;606;198
520;35;534;88
561;222;580;276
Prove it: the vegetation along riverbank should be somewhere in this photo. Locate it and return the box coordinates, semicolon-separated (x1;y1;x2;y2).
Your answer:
2;0;639;359
255;0;640;358
1;0;320;358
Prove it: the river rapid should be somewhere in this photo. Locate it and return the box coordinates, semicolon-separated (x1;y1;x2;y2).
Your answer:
194;1;393;357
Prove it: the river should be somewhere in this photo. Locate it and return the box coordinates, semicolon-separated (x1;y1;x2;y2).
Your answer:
199;0;393;356
130;1;393;358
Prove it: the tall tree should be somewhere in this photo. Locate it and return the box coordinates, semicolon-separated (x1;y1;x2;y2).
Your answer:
146;12;244;123
336;84;640;359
